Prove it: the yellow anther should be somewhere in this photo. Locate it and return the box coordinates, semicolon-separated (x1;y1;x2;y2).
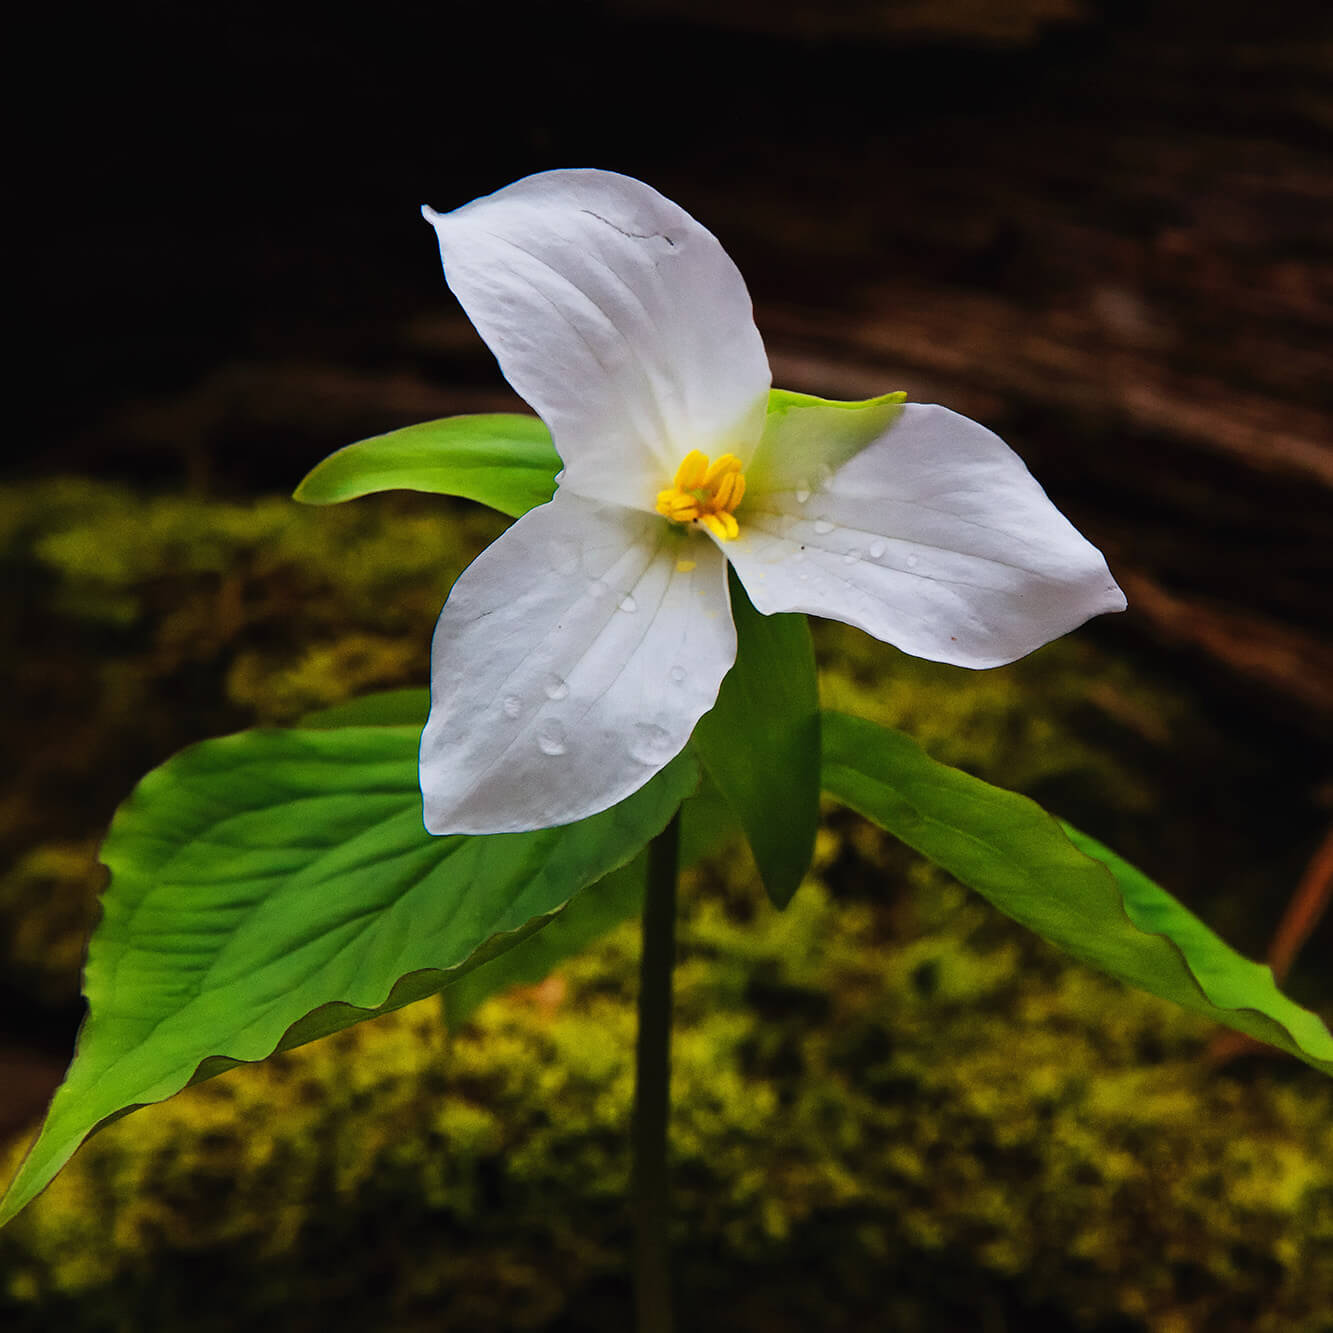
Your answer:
672;450;710;492
713;470;743;510
699;511;739;542
656;488;700;522
655;449;748;542
701;452;743;488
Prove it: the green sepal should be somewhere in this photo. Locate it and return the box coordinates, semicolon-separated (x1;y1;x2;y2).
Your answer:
747;388;907;497
692;571;820;908
821;711;1333;1076
0;717;697;1226
292;413;560;517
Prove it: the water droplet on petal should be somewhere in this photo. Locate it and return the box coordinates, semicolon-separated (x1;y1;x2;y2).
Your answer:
669;665;687;685
619;594;638;613
795;482;811;504
906;553;920;569
587;578;610;600
502;695;523;719
543;674;569;701
629;722;674;765
549;539;580;575
869;540;887;560
536;721;567;756
843;550;860;565
814;520;834;536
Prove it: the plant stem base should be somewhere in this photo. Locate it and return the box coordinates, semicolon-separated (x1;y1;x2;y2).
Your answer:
632;811;680;1333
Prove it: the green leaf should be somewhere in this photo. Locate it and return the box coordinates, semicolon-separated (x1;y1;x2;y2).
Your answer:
292;414;561;517
692;571;819;908
299;689;738;1030
443;856;647;1028
442;775;741;1026
821;711;1333;1076
298;687;427;729
0;726;696;1226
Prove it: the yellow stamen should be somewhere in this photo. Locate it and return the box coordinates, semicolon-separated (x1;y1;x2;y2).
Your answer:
673;450;710;492
713;471;742;510
654;449;748;541
701;452;743;488
656;488;700;522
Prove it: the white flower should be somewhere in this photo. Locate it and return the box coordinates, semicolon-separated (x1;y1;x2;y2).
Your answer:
418;169;1125;834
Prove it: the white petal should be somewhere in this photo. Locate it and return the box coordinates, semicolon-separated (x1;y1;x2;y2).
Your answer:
422;170;771;511
420;493;735;833
728;403;1126;668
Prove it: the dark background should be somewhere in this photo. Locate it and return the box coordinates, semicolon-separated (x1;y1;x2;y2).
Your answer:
16;0;1331;738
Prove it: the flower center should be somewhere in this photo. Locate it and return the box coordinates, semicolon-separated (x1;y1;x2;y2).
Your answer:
655;450;747;542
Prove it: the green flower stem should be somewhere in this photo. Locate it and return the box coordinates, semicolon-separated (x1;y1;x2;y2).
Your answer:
633;809;681;1333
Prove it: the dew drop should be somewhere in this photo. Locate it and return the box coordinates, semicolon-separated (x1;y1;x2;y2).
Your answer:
669;665;687;685
795;482;812;504
549;538;580;575
629;722;674;765
502;695;523;719
542;673;569;701
814;519;834;536
869;540;887;560
843;550;860;565
536;721;567;756
906;553;920;569
619;594;638;613
587;577;610;600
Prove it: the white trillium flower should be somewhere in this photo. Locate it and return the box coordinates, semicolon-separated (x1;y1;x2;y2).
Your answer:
418;169;1126;835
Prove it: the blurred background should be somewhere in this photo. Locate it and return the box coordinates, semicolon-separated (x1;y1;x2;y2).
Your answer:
4;1;1332;1328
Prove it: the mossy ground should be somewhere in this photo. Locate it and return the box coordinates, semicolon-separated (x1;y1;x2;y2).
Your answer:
1;479;1329;1330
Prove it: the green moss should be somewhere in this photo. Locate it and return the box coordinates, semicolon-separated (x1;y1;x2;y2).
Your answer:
3;845;1332;1330
0;843;104;1009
